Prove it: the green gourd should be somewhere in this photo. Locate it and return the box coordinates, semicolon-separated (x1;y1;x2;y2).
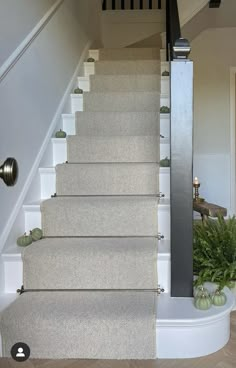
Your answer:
55;129;66;138
160;157;170;167
74;88;83;94
160;106;170;113
87;57;95;62
194;285;210;298
17;233;33;247
194;292;212;310
31;228;43;241
162;70;170;77
212;290;227;306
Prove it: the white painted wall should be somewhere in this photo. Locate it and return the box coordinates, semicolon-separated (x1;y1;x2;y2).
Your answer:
0;0;57;67
191;28;236;214
0;0;102;251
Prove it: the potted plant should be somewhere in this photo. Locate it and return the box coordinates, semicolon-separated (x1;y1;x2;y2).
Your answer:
193;215;236;290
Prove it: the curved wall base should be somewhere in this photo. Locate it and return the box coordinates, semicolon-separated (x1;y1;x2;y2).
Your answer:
156;286;235;358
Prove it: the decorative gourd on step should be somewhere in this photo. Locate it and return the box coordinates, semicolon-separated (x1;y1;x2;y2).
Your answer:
55;129;66;138
30;228;43;242
194;292;212;310
87;57;95;62
160;157;170;167
194;285;210;298
160;106;170;113
74;88;83;94
212;289;227;306
17;233;33;247
162;70;169;77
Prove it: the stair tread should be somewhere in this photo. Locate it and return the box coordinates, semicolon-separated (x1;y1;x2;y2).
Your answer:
0;291;156;359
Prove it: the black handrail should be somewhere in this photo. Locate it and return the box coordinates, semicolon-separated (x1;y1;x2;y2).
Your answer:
102;0;162;10
166;0;191;60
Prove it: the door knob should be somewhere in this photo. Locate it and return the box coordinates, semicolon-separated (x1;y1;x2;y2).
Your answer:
0;158;18;186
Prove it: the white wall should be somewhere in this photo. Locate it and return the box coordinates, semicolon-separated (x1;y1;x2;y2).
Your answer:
191;28;236;214
0;0;102;251
0;0;57;67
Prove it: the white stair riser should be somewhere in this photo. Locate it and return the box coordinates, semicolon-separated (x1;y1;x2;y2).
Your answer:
23;204;170;239
3;260;22;293
160;142;170;159
52;139;67;166
158;257;170;292
39;168;170;200
160;94;169;108
84;62;95;77
71;94;83;113
88;50;99;61
77;77;90;92
62;114;170;138
62;114;76;135
161;77;169;94
161;62;169;75
160;49;166;62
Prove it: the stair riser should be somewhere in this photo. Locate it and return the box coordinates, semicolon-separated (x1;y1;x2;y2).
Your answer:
63;113;170;138
52;138;169;166
94;61;160;76
56;164;159;196
3;248;170;293
71;93;168;114
89;75;160;92
77;76;169;94
23;204;170;239
83;92;160;112
40;168;170;199
98;48;160;61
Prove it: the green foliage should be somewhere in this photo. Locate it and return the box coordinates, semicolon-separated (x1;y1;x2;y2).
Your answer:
193;215;236;290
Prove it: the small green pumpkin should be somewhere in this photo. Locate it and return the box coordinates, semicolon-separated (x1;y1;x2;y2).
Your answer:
73;88;83;94
194;285;210;298
160;157;170;167
87;57;95;62
55;129;66;138
160;106;170;113
162;70;169;77
194;292;212;310
31;228;43;241
212;290;227;306
17;233;33;247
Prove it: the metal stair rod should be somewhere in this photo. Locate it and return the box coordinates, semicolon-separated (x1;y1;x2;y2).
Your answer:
102;0;106;10
130;0;134;9
112;0;116;10
17;286;165;295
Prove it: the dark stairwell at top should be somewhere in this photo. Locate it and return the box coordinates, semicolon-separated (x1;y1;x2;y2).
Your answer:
102;0;163;10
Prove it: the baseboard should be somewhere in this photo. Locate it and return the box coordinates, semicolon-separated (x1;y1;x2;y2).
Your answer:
0;40;92;254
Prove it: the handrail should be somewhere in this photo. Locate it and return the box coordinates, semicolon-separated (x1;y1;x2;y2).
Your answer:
166;0;191;60
102;0;162;10
0;0;64;83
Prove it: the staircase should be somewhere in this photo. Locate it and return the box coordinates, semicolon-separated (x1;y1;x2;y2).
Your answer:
0;47;169;359
0;2;235;360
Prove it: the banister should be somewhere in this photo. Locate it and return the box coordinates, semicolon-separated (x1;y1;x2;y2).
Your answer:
0;0;64;84
102;0;162;10
166;0;191;60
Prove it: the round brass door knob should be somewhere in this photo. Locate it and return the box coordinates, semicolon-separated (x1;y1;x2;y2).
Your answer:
0;158;18;186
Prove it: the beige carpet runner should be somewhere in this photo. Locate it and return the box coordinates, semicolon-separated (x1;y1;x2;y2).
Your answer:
0;47;160;359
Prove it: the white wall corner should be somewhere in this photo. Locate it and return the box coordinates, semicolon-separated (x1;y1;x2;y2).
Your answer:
0;40;93;254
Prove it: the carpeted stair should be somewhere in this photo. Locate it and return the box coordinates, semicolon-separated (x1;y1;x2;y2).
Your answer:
0;47;161;359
